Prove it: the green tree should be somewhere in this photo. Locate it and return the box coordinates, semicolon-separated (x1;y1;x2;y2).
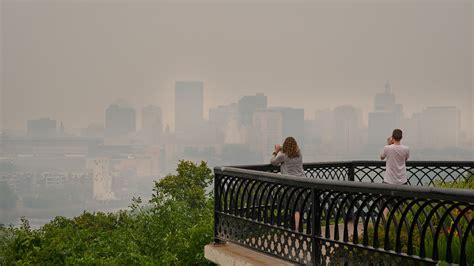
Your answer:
0;160;214;265
146;160;214;264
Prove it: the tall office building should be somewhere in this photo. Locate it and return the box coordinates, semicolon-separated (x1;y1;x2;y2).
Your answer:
209;103;245;144
268;107;305;145
368;81;403;148
209;103;238;129
105;103;136;137
333;105;363;154
175;81;204;139
253;110;283;159
27;118;57;139
238;93;268;126
314;109;334;144
142;105;163;146
374;81;396;112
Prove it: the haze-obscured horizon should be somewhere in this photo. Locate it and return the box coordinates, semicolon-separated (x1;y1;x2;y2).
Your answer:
2;1;473;132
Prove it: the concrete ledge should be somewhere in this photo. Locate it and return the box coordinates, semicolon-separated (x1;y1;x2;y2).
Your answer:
204;242;294;266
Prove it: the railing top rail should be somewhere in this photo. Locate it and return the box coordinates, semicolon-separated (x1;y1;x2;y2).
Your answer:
214;166;474;202
228;160;474;169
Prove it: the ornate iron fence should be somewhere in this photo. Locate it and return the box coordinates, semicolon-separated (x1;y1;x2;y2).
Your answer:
237;161;474;185
214;161;474;265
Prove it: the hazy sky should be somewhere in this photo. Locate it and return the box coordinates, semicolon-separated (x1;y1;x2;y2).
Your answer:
1;0;473;134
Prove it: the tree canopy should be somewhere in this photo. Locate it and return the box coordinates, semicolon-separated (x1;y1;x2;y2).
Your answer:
0;160;214;265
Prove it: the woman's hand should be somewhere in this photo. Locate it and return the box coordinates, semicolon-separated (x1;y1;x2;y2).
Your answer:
274;144;282;153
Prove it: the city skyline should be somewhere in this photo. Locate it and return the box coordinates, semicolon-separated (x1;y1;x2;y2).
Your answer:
4;81;470;140
6;82;470;155
1;80;472;133
1;1;472;136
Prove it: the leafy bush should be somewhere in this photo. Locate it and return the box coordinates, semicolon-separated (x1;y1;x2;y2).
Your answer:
355;178;474;265
435;174;474;189
0;160;214;265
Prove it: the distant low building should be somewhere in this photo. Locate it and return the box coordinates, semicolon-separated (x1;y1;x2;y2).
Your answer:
93;158;115;201
105;103;136;138
80;123;104;139
27;118;57;139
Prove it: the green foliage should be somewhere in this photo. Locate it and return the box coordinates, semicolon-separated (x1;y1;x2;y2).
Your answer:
0;181;17;210
357;179;474;265
0;160;214;265
435;174;474;189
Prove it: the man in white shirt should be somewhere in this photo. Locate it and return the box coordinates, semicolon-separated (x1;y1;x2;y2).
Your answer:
380;129;410;185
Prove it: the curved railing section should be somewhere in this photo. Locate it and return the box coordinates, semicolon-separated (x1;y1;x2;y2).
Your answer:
214;161;474;265
236;161;474;185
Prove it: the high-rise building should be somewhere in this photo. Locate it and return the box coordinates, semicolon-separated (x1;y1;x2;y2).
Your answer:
314;109;334;144
105;103;136;137
268;107;305;145
374;81;396;112
253;110;283;159
175;81;204;138
368;81;403;148
209;103;239;143
142;105;163;146
333;105;363;154
238;93;267;126
27;118;57;139
209;103;238;129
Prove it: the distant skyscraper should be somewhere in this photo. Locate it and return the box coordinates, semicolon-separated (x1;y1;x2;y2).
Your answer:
374;80;396;111
314;109;334;144
333;105;363;154
175;81;204;138
238;93;267;126
368;81;403;148
253;110;283;159
105;103;136;137
209;103;238;129
209;103;244;144
268;107;305;144
142;105;163;146
27;118;57;139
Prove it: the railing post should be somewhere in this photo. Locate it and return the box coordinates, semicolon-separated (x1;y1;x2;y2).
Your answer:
214;173;225;244
348;162;355;182
347;162;356;221
311;188;321;265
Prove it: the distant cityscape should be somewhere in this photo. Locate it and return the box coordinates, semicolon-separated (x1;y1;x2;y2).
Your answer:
0;80;472;226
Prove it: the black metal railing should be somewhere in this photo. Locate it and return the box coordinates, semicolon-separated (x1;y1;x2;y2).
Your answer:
213;161;474;265
236;161;474;185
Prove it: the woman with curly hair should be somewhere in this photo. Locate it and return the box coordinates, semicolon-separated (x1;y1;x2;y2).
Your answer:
270;136;305;231
270;136;304;177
